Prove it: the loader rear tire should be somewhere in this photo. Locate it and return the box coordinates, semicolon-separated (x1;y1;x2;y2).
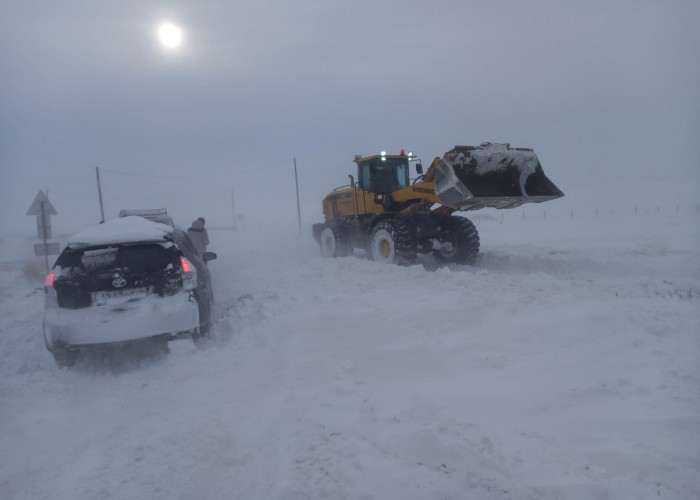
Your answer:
369;219;416;266
320;221;351;258
434;215;480;265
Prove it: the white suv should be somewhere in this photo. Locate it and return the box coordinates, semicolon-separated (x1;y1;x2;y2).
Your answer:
43;216;216;367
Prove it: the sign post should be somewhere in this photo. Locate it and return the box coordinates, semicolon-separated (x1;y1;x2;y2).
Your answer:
27;191;59;275
294;157;301;233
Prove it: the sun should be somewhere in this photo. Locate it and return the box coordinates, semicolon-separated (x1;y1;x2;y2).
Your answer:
158;23;183;49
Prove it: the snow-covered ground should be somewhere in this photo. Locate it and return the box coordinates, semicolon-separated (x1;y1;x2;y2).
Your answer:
1;208;699;499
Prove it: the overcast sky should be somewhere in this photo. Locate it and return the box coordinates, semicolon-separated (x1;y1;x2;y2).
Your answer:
1;0;698;235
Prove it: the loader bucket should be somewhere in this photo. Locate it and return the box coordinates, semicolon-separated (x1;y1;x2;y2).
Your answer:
433;143;564;210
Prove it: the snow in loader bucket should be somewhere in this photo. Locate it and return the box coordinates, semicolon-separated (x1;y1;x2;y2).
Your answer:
433;143;564;210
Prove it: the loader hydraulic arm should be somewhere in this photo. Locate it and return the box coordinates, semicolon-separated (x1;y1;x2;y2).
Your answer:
422;157;442;183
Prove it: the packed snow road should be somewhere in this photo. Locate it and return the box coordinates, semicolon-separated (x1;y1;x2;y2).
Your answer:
1;211;698;499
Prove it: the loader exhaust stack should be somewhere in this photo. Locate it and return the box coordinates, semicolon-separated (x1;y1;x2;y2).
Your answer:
432;143;564;210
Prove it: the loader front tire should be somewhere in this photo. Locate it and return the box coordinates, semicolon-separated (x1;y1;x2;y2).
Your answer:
434;215;480;265
320;221;351;258
369;219;416;266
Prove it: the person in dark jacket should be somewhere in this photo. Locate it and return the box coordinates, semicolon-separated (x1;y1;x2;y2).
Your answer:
187;218;209;255
198;218;209;248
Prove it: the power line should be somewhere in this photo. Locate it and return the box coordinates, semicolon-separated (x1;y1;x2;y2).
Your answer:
46;190;92;197
101;161;289;179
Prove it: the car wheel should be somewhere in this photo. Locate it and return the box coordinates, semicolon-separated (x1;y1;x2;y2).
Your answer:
192;289;212;345
52;346;77;368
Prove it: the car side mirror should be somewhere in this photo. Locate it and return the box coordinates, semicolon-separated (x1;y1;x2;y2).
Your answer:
203;251;217;262
416;163;423;174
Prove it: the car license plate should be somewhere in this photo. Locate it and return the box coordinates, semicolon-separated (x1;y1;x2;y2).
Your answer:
94;287;150;305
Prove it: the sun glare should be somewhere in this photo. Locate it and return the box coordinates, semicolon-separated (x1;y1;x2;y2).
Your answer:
158;23;183;49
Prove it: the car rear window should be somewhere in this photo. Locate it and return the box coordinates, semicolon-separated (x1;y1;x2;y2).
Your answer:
56;243;179;276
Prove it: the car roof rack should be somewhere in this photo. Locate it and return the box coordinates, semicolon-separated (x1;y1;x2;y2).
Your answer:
119;208;169;218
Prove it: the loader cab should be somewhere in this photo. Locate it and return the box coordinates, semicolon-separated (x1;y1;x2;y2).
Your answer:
356;155;410;195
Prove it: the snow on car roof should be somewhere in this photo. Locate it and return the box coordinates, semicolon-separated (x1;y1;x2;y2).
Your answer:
67;216;174;247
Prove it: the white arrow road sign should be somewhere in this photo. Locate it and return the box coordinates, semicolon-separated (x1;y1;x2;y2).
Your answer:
27;191;59;274
26;191;57;216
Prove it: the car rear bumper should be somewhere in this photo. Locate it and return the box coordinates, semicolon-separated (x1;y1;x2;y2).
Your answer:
43;292;199;349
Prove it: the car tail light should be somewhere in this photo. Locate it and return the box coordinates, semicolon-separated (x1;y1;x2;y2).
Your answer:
180;257;196;291
44;271;59;307
45;271;56;287
180;256;192;273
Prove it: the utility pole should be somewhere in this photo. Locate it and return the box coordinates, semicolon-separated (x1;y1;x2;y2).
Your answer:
294;157;301;233
95;167;105;223
231;189;237;230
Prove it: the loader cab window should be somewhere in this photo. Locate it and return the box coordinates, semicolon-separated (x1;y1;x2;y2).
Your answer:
359;158;410;194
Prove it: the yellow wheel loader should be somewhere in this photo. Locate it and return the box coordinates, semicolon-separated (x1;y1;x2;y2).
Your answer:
312;143;564;265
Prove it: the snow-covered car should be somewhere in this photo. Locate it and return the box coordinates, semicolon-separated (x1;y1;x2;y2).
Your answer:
118;208;175;227
42;216;217;367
